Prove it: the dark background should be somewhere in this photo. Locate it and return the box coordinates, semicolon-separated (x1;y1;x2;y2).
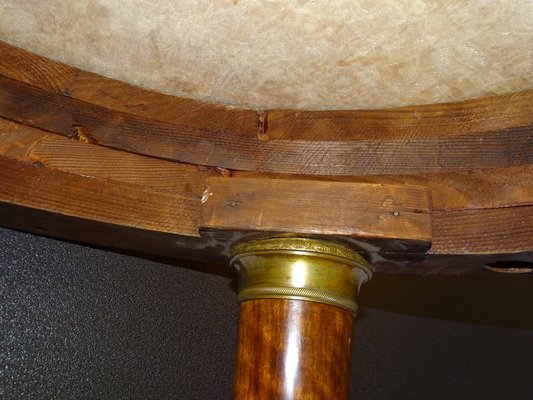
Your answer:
2;226;533;399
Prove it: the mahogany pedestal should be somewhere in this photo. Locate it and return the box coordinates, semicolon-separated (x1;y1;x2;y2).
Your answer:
234;299;354;399
230;238;371;399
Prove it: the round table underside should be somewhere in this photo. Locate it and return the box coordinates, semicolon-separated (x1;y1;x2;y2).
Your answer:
0;0;531;110
0;40;531;276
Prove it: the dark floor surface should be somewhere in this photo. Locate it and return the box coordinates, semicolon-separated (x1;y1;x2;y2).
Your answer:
1;227;532;399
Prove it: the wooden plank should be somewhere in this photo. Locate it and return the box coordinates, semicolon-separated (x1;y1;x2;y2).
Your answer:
1;41;531;176
431;206;533;254
2;123;531;215
265;91;533;141
2;40;530;142
29;136;214;194
0;149;529;271
0;40;78;92
1;119;530;258
200;177;432;248
1;118;530;214
0;121;48;158
234;167;533;211
0;156;200;236
1;74;530;176
363;169;533;211
0;118;214;195
0;40;258;135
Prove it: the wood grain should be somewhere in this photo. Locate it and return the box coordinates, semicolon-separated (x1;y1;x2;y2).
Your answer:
234;299;353;400
0;156;200;236
431;206;533;254
234;168;533;212
1;41;531;176
363;169;533;211
0;40;78;92
0;122;48;158
200;177;432;246
1;118;531;213
0;118;213;195
0;40;258;135
266;91;533;141
0;119;530;259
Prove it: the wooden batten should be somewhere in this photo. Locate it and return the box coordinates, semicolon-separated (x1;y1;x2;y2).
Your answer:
234;168;533;212
0;41;257;135
1;41;531;176
0;118;213;195
0;156;200;237
432;207;533;255
199;176;432;252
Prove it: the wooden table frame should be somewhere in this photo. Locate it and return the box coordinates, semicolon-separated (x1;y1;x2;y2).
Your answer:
1;41;531;398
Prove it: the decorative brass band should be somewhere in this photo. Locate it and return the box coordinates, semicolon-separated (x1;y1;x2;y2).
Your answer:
238;287;359;313
232;237;369;266
230;238;372;314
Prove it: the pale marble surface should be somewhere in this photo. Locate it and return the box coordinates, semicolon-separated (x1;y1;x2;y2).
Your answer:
1;0;532;109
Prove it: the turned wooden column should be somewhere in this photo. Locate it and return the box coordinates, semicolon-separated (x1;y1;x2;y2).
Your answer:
230;238;371;400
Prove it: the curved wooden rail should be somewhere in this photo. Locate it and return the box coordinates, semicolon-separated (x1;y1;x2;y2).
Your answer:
0;41;532;275
1;41;531;176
